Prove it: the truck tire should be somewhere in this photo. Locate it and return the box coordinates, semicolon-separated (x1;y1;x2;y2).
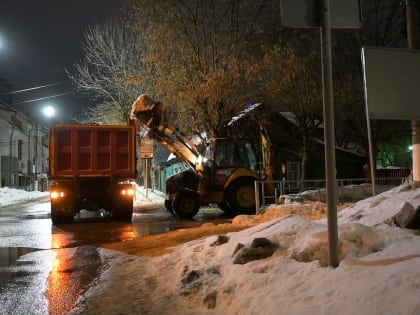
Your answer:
226;180;256;214
172;192;200;219
111;204;133;222
51;205;74;224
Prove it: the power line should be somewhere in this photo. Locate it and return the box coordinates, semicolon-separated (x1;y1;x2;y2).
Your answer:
1;82;66;95
11;91;75;105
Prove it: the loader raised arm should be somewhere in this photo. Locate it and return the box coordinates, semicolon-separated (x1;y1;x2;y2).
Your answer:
131;94;200;170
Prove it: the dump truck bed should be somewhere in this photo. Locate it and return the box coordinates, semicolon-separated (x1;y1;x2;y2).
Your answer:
49;124;137;179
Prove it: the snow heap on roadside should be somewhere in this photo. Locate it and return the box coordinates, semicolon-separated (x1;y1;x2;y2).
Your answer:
0;187;49;207
70;183;420;315
335;184;420;227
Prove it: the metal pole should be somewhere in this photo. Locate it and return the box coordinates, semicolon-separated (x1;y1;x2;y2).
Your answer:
320;0;339;267
145;158;149;198
9;125;15;187
255;181;260;214
365;100;377;195
406;0;420;187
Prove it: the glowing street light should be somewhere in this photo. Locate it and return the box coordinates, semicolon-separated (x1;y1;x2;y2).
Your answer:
43;105;56;118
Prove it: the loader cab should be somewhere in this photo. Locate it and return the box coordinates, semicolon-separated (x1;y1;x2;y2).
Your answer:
201;138;259;173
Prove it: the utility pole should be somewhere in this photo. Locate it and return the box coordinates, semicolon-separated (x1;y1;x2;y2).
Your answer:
406;0;420;187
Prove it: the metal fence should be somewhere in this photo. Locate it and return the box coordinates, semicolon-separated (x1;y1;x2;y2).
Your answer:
254;176;411;214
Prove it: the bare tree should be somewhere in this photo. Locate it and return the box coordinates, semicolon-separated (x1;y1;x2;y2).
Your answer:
127;0;282;138
260;30;324;183
67;19;146;124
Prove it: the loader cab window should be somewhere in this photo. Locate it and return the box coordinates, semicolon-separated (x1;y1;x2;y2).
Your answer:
241;141;258;170
214;139;257;170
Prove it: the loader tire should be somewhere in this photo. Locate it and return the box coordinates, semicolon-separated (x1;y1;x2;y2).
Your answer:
226;180;256;214
172;192;200;219
165;199;175;216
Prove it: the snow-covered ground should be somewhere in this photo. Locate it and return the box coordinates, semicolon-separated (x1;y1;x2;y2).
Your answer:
68;183;419;315
0;185;165;207
0;187;49;206
1;184;420;315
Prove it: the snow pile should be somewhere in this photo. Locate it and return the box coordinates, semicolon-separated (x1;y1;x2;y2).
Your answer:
335;184;420;228
69;183;420;315
0;187;49;207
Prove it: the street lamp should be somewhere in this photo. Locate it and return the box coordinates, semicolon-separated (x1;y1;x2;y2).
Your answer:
43;105;56;118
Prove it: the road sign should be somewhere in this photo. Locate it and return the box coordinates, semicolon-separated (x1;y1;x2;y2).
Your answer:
140;139;154;158
362;47;420;120
280;0;361;29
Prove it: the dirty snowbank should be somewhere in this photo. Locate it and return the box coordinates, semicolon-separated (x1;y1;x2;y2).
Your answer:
69;184;420;315
0;187;49;206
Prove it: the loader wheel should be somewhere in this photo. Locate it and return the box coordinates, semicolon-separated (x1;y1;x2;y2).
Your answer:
165;199;176;216
172;192;200;219
226;180;256;214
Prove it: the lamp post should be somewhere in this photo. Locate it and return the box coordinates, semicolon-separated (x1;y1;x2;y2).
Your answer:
39;104;55;191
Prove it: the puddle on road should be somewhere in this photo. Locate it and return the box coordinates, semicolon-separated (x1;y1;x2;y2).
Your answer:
0;247;41;286
0;247;39;267
47;245;101;315
0;245;101;315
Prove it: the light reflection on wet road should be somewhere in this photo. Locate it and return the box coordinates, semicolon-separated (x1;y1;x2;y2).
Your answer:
0;198;232;314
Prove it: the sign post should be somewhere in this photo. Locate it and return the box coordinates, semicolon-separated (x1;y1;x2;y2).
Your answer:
280;0;361;267
320;0;339;268
140;139;154;198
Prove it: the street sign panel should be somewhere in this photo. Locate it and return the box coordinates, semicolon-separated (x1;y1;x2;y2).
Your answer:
280;0;361;28
362;47;420;120
140;139;154;158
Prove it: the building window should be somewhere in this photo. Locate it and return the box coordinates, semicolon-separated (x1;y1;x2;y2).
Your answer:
18;139;23;161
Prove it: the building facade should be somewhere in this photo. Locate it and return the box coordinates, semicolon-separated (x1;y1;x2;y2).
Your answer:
0;101;49;191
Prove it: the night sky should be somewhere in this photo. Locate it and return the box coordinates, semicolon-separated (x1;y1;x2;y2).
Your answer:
0;0;123;123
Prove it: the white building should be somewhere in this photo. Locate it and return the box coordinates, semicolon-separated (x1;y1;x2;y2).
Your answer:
0;100;49;191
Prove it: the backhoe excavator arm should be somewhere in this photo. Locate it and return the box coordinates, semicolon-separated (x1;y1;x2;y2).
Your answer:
131;94;200;170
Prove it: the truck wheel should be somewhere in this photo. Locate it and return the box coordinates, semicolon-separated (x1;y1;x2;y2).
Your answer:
111;204;133;222
51;205;74;224
172;192;199;219
226;180;256;214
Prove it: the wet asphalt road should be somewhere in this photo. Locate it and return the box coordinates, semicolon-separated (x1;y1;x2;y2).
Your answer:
0;198;231;315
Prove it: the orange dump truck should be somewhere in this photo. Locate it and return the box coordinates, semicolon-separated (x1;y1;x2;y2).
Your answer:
48;124;137;224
